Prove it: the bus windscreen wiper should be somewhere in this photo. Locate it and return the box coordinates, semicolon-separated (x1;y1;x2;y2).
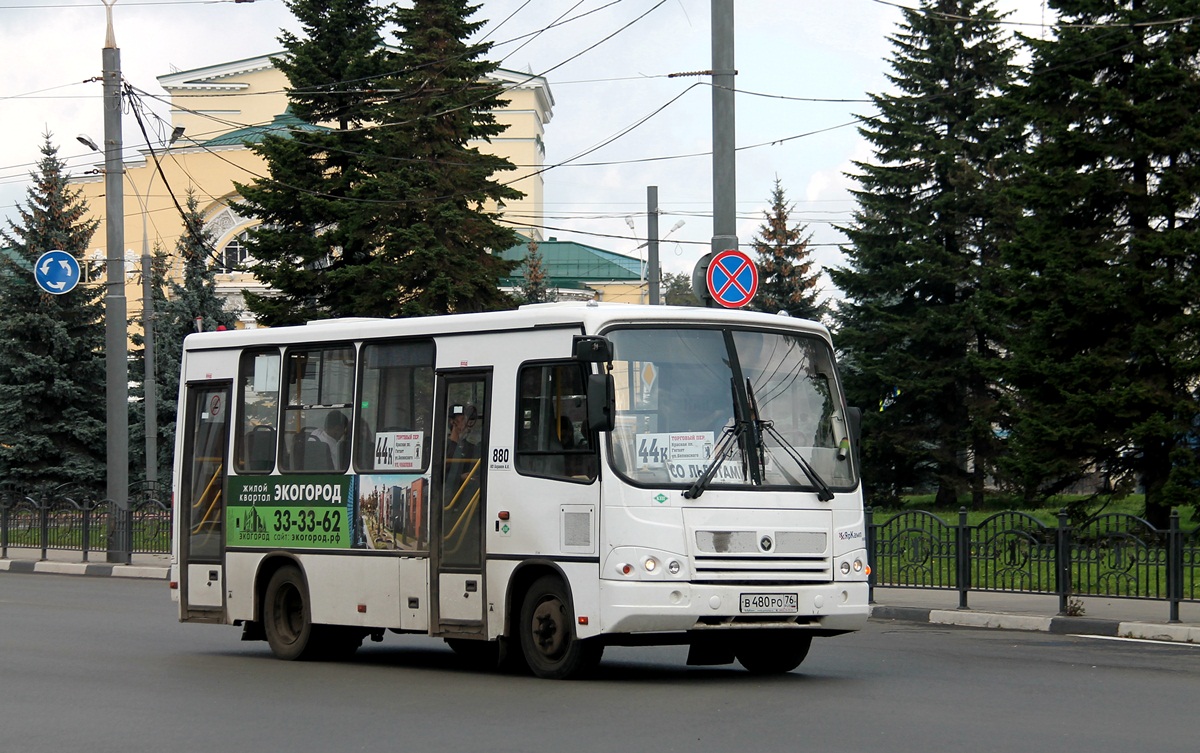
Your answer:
758;421;835;502
683;422;745;500
745;379;834;502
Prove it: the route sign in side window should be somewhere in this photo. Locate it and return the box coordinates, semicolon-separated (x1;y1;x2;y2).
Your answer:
356;340;435;473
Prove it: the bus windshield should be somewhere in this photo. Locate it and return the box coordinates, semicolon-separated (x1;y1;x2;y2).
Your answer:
606;326;857;493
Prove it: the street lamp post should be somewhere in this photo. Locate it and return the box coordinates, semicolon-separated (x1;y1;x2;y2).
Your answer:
101;0;129;564
134;126;183;489
626;205;684;305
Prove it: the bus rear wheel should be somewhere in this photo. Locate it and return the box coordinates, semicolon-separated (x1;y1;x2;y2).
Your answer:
263;565;316;661
519;576;603;680
734;632;812;675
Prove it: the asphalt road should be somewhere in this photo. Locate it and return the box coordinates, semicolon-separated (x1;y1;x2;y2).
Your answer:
2;573;1196;753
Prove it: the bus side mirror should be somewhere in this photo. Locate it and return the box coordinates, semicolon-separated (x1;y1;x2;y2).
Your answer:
573;335;613;363
587;373;616;433
847;406;862;446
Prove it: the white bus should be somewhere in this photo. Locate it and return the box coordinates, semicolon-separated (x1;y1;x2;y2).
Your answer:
171;302;868;678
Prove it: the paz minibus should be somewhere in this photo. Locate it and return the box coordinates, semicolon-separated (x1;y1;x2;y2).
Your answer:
171;301;868;678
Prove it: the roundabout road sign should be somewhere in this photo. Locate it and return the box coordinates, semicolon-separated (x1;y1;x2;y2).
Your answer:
705;249;758;308
33;250;81;295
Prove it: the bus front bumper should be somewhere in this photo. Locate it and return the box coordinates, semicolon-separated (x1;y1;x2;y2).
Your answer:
596;579;869;637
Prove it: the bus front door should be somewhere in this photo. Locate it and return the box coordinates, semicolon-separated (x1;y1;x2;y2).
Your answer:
432;370;491;635
179;382;231;614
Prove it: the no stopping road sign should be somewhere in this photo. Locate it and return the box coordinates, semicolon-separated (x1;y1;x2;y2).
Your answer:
705;249;758;308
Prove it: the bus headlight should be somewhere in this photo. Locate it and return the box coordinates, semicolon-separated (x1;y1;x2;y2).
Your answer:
834;551;869;581
604;548;690;580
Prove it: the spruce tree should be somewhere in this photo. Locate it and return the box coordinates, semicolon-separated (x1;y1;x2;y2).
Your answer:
237;0;392;325
0;136;106;493
153;195;239;483
238;0;519;323
519;239;555;304
1000;0;1200;525
748;178;824;320
830;0;1021;507
373;0;521;315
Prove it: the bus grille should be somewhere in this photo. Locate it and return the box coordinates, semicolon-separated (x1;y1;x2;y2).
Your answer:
692;529;831;583
693;555;831;583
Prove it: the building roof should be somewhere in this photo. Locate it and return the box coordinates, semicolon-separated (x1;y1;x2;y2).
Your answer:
499;238;642;288
0;245;30;274
204;109;329;146
159;52;554;119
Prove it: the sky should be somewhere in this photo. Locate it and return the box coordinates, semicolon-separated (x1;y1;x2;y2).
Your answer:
0;0;1054;289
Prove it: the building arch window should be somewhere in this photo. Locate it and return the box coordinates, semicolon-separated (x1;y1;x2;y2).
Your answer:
219;231;250;273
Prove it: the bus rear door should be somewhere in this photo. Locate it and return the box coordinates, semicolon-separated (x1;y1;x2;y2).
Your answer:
178;382;231;616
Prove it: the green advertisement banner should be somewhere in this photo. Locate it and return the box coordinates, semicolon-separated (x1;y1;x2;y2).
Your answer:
227;475;356;549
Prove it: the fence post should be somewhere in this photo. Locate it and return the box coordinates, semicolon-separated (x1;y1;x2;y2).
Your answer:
38;493;49;562
81;501;91;563
957;507;971;610
1168;510;1181;624
865;507;876;605
1;496;8;559
1056;510;1070;615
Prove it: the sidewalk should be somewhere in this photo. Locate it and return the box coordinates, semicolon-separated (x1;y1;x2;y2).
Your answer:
871;586;1200;644
0;548;169;580
3;549;1197;644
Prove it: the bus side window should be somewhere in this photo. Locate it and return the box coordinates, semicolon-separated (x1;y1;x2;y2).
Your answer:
356;340;435;472
515;361;597;483
280;345;355;473
234;349;281;474
244;425;276;472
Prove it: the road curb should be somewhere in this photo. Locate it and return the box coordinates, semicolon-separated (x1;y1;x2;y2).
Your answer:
1118;621;1200;643
871;604;1196;644
1;558;168;580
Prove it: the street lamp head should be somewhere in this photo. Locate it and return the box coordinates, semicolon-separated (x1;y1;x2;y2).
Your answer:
77;134;100;152
169;126;185;145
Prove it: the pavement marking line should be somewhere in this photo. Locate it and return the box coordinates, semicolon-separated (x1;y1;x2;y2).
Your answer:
1070;634;1200;648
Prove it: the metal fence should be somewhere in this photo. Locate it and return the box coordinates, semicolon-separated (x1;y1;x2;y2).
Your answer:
867;507;1199;623
4;485;1197;623
0;481;171;561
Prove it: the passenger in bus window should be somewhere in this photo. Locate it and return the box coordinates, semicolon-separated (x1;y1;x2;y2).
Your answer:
446;405;477;457
313;410;349;467
445;404;478;488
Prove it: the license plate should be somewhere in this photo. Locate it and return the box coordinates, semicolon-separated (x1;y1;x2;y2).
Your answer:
739;593;798;614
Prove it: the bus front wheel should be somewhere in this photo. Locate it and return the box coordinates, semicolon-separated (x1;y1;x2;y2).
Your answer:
263;565;315;661
519;575;603;679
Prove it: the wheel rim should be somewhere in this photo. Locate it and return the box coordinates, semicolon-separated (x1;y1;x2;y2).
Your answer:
274;582;304;643
530;596;567;660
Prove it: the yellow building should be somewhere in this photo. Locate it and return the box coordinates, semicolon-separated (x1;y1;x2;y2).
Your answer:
73;52;554;328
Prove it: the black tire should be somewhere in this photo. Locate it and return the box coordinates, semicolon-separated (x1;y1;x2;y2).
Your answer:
518;575;603;680
263;565;316;661
734;633;812;675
